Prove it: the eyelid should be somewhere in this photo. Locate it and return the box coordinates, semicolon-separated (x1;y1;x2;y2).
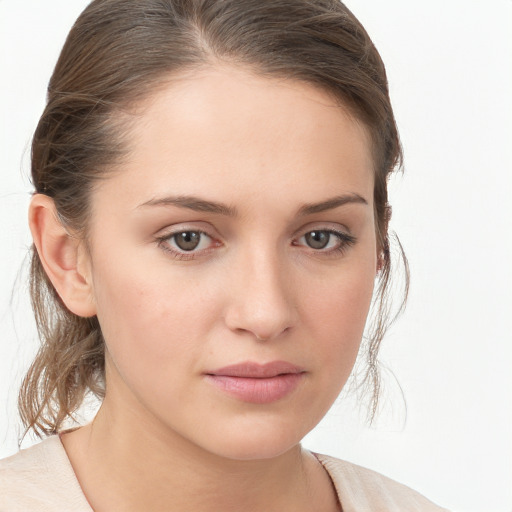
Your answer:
153;218;225;244
292;221;353;241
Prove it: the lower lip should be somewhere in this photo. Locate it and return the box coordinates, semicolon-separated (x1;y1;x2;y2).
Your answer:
205;373;304;404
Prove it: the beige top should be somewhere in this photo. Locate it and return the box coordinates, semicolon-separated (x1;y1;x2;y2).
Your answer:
0;435;449;511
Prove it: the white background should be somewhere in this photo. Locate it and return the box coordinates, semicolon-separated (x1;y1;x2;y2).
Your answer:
0;1;511;511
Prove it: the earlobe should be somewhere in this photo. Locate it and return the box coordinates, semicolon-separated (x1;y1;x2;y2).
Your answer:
28;194;97;318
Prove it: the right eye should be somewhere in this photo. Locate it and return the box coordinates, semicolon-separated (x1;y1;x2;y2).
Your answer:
157;230;217;259
170;231;208;251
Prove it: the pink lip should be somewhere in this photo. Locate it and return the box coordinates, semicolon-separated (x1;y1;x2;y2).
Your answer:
204;361;306;404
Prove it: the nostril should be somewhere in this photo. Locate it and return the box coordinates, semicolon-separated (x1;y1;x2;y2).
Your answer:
253;325;291;342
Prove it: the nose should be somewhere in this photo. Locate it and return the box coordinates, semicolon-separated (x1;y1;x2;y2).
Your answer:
223;247;296;342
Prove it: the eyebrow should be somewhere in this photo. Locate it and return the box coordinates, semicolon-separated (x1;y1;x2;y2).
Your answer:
139;195;238;216
297;193;368;215
138;193;368;216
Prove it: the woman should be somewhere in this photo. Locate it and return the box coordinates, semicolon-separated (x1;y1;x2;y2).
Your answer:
0;0;449;510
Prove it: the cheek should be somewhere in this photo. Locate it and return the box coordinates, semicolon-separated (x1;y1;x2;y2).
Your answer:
90;254;217;376
304;262;376;369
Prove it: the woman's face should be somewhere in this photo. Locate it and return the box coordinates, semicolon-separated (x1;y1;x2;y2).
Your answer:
83;66;377;459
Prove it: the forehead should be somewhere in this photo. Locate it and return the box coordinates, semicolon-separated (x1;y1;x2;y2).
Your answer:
93;65;374;215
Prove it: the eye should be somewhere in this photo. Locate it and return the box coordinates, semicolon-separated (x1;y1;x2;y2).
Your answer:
172;231;205;251
295;229;356;253
303;231;335;250
157;230;217;258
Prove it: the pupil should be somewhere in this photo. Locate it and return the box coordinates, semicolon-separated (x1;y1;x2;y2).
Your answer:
306;231;329;249
175;232;200;251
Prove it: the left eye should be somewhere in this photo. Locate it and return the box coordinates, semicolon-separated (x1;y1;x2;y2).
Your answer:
165;231;212;252
297;230;347;250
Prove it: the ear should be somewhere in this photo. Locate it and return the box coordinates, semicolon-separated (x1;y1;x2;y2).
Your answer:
28;194;97;317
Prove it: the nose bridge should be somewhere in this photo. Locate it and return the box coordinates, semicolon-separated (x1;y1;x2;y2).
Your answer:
225;239;294;341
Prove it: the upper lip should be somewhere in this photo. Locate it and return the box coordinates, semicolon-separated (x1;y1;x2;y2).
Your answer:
206;361;305;378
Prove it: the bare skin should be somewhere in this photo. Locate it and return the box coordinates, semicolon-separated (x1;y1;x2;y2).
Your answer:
61;407;341;512
33;65;377;511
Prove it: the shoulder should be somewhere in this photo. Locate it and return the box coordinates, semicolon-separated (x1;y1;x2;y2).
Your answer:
0;435;91;512
315;453;450;512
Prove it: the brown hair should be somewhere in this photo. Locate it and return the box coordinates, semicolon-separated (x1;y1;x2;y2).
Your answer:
19;0;407;439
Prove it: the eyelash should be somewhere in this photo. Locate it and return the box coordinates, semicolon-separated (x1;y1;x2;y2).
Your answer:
155;228;357;261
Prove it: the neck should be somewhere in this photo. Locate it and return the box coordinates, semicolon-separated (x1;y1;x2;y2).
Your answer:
61;397;338;512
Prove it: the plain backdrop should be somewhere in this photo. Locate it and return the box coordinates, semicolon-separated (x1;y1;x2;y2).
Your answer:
1;1;511;511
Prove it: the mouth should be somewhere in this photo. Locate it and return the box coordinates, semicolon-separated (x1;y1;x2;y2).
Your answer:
204;361;306;404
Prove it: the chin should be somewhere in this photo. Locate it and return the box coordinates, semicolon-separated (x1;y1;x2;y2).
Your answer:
209;436;301;461
188;415;313;462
